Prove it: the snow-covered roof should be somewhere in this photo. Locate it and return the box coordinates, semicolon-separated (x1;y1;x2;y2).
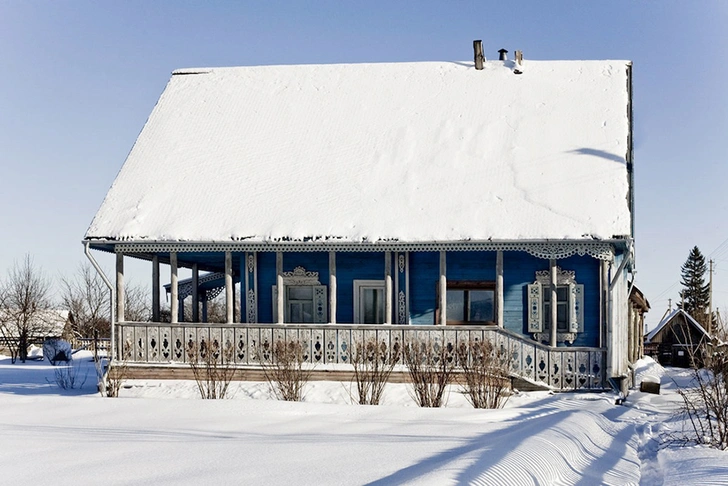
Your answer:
86;59;632;244
645;308;710;343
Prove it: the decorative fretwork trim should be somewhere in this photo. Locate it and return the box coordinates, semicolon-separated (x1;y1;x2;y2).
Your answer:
534;267;577;286
534;332;577;345
281;266;321;286
112;241;616;261
175;272;226;301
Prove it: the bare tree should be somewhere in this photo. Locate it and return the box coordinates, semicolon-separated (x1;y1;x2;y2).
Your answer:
123;280;151;322
0;256;55;363
61;263;109;339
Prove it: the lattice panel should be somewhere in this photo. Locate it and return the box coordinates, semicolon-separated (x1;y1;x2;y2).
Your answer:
171;327;184;361
159;327;172;361
536;348;549;383
146;326;160;363
549;350;563;388
562;351;576;390
234;327;248;364
134;326;147;362
324;328;337;364
590;351;605;389
311;328;324;363
337;328;351;363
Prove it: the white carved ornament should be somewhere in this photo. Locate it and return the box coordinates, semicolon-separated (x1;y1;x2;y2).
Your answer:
282;266;321;286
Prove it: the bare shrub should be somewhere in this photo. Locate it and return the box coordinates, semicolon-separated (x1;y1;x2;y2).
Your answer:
99;341;133;398
260;340;311;401
350;337;400;405
402;338;456;407
186;338;238;399
52;359;88;390
456;339;512;409
675;335;728;449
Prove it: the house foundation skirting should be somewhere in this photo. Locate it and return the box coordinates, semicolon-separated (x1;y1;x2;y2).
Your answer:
116;322;607;391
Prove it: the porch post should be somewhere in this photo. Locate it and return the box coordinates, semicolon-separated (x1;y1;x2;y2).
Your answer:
170;252;178;323
152;255;160;322
496;250;504;328
192;264;199;322
276;252;284;323
550;259;557;347
439;251;447;325
600;260;609;348
329;251;337;324
115;252;125;323
384;251;393;324
225;251;233;324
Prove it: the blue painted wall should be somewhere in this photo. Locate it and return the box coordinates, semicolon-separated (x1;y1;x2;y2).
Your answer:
335;252;385;323
252;250;602;346
409;252;439;324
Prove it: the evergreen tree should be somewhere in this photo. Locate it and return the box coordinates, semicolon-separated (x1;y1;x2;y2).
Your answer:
679;246;711;326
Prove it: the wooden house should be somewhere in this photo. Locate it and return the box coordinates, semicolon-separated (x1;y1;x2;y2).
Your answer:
84;45;637;390
645;308;710;368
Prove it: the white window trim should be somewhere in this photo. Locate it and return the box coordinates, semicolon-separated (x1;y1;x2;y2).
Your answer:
527;267;584;344
353;280;385;324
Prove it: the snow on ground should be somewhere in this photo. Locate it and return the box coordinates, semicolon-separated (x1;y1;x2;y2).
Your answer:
0;353;726;485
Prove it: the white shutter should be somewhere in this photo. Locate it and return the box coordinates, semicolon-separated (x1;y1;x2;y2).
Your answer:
313;285;328;323
572;283;584;333
527;283;543;332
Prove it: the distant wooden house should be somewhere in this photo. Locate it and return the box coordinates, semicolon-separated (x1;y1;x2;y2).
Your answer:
645;308;710;367
628;286;650;363
84;44;638;390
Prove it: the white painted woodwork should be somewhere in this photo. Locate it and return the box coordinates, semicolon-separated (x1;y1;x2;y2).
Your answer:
496;250;504;328
384;251;392;324
439;251;447;325
276;252;284;324
116;253;125;323
152;255;160;322
329;251;337;324
170;252;179;323
225;251;233;324
550;259;557;347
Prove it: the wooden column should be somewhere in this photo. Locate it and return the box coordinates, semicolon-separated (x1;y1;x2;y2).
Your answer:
225;251;233;324
170;252;179;323
600;260;609;349
439;251;447;325
152;255;160;322
276;252;284;324
329;251;337;324
192;264;199;322
384;251;392;324
496;250;504;328
115;252;125;323
550;259;557;347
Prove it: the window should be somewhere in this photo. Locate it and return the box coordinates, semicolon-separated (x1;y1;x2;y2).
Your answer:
543;285;570;332
527;268;584;341
287;286;315;323
354;280;385;324
272;266;328;323
445;281;495;324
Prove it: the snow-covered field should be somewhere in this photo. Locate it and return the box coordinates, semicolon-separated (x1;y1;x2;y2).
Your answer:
1;353;727;485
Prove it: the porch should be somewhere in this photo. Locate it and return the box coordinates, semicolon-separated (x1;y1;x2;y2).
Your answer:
117;321;607;391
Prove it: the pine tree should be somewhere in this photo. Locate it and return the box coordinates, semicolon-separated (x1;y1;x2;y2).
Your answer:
679;246;711;326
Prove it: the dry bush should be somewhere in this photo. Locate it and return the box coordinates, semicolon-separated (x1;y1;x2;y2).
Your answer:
260;340;311;401
402;338;456;407
186;338;238;399
456;339;512;409
350;337;400;405
52;358;88;390
676;336;728;449
98;341;133;398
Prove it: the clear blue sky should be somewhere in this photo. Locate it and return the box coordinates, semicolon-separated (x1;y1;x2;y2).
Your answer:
1;1;727;330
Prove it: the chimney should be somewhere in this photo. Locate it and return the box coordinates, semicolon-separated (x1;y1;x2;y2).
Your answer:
514;50;523;74
498;48;508;61
473;40;485;70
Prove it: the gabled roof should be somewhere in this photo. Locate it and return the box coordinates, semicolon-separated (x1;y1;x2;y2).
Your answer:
645;308;710;343
86;59;632;244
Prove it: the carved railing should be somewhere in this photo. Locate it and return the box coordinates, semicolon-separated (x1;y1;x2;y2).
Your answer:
116;322;607;390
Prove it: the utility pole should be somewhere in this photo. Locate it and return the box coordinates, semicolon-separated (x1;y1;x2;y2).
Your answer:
709;259;714;335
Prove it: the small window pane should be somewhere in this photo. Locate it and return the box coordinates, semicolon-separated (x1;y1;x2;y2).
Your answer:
362;287;384;324
289;286;313;300
446;290;465;322
469;290;494;322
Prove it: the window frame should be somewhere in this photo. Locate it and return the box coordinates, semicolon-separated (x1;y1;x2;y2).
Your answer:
444;280;497;325
353;279;386;324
